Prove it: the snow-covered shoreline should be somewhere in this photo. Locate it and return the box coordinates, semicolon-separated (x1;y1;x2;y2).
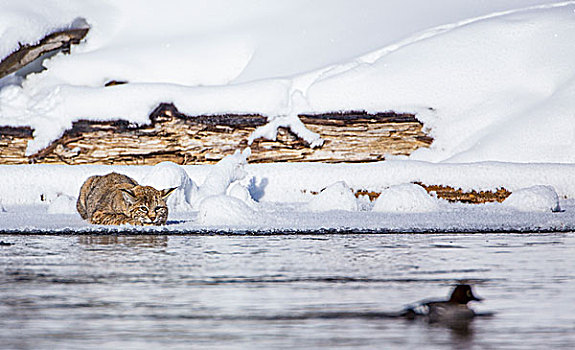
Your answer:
2;199;574;234
1;159;573;233
2;160;575;206
1;1;575;233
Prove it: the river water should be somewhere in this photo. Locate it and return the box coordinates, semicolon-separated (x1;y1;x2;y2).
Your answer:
1;232;574;349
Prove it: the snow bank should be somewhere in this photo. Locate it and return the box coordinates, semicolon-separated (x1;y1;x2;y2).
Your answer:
503;185;561;212
3;0;556;84
306;181;358;212
227;182;257;208
196;149;251;205
1;0;573;163
245;161;575;203
195;149;259;225
307;2;575;163
372;183;439;213
0;162;573;232
197;195;258;226
2;161;575;207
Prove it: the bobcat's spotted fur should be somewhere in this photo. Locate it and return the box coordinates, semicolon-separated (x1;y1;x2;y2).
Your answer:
77;172;176;226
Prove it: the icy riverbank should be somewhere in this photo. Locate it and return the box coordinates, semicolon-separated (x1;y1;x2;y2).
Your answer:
1;1;574;233
0;159;572;233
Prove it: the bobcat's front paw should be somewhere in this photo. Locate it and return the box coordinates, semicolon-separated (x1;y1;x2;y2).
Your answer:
128;219;144;226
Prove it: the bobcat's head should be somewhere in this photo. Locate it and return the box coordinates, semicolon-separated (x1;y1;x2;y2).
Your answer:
120;186;177;225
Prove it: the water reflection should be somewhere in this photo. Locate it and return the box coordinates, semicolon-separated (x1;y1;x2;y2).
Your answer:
446;320;475;347
78;235;169;248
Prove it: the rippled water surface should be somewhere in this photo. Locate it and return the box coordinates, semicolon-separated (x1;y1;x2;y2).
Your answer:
1;233;574;349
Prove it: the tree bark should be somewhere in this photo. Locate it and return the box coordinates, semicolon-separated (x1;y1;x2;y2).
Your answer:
0;28;89;80
0;103;433;165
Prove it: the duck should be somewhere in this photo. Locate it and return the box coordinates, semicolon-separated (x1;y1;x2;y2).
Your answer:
401;284;482;323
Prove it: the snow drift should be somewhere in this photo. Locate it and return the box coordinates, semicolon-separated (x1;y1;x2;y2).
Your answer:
372;184;440;213
503;185;561;212
306;181;359;212
0;1;573;163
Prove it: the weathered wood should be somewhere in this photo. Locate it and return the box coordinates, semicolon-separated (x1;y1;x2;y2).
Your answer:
415;183;511;204
292;112;433;162
0;27;89;79
351;184;511;204
104;80;128;87
0;103;433;165
0;126;34;165
0;28;89;78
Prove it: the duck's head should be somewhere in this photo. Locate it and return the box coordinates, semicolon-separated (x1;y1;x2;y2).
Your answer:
448;284;482;305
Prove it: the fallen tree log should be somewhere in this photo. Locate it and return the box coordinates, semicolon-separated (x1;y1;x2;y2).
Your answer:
0;27;89;80
0;103;433;165
304;184;510;204
0;126;34;165
414;183;511;203
353;184;511;204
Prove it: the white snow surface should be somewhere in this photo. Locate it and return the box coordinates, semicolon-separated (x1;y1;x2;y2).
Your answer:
197;195;260;227
306;181;358;212
0;0;573;162
1;1;575;232
503;185;561;213
373;184;440;213
46;193;76;214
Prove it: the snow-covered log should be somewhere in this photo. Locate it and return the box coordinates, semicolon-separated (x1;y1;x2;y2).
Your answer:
0;27;89;80
315;184;511;205
0;126;33;164
0;103;432;165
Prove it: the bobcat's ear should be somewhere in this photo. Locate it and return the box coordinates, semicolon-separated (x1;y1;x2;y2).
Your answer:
161;187;178;200
120;188;137;204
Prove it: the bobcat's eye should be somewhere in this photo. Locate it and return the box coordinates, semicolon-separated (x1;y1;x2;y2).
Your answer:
139;206;149;213
155;206;166;212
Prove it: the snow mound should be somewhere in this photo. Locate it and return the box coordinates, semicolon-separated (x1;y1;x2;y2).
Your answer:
307;181;358;212
141;161;198;212
197;195;258;226
47;194;77;214
503;185;561;212
227;181;257;208
372;183;439;213
196;149;251;205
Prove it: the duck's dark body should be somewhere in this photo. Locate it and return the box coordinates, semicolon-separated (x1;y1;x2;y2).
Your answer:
402;284;482;323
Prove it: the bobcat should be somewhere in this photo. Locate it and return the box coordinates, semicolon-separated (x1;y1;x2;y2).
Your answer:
77;172;176;226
